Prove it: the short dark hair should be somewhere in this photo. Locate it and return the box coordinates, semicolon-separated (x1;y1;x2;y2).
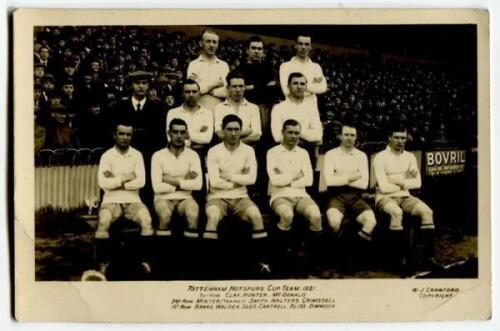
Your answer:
222;114;242;129
183;79;200;91
113;116;134;132
226;70;245;86
246;35;264;49
341;123;357;134
169;118;188;131
387;121;407;136
341;116;356;131
287;72;306;85
282;119;301;131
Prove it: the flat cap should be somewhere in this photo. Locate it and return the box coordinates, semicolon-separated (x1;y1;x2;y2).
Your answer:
127;70;153;81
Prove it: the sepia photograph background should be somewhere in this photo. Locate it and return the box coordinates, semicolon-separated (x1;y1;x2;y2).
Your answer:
12;7;491;325
33;23;478;281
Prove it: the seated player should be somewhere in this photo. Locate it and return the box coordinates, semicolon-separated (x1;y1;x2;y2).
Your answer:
93;117;154;279
372;123;440;274
204;114;270;274
267;119;324;276
151;118;203;239
323;123;377;268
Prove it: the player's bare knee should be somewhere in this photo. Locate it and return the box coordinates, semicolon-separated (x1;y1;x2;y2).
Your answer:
326;208;343;232
138;210;153;236
246;206;264;230
157;208;172;224
305;206;322;232
385;205;403;230
359;210;377;231
276;205;293;231
418;205;433;220
205;206;222;231
185;203;199;220
158;218;171;230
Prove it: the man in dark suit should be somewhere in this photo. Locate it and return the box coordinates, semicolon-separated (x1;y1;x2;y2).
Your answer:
35;45;56;75
104;71;167;205
105;70;167;155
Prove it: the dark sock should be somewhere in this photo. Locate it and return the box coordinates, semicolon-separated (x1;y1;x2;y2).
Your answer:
420;228;437;265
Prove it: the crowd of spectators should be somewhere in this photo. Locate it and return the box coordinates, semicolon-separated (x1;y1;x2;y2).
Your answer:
33;26;476;153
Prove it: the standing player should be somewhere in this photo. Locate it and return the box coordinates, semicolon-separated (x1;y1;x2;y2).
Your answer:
214;71;262;145
323;123;377;268
372;123;439;274
279;35;327;106
204;114;270;275
166;79;214;152
271;72;323;145
238;36;278;138
187;29;229;111
267;119;324;276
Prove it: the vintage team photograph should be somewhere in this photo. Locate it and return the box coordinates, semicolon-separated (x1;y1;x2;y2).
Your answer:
32;22;479;282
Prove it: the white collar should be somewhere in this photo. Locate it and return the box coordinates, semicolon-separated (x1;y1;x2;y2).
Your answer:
131;97;146;109
197;54;220;63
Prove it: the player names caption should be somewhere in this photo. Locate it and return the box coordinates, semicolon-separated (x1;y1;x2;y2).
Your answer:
411;287;460;299
170;284;336;310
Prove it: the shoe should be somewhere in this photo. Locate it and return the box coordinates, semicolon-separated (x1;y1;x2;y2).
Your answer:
421;258;444;273
398;260;416;278
141;262;152;275
81;269;107;281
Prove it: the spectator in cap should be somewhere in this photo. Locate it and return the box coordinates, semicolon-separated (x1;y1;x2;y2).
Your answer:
60;78;80;112
78;71;106;109
34;83;48;111
44;104;80;149
41;74;55;98
79;99;108;148
57;59;78;82
164;69;183;107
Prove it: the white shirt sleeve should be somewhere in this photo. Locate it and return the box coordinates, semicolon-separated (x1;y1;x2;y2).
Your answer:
189;109;213;145
210;62;230;98
98;153;123;190
230;147;257;186
123;152;146;190
291;149;313;188
307;64;327;95
213;104;225;134
179;151;203;191
207;147;234;190
151;152;176;194
402;153;422;190
300;105;323;143
187;61;209;94
373;152;402;194
271;104;283;143
266;148;293;187
279;62;290;97
323;150;349;187
349;152;369;190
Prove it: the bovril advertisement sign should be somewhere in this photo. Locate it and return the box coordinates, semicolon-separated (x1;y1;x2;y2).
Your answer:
425;149;466;176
